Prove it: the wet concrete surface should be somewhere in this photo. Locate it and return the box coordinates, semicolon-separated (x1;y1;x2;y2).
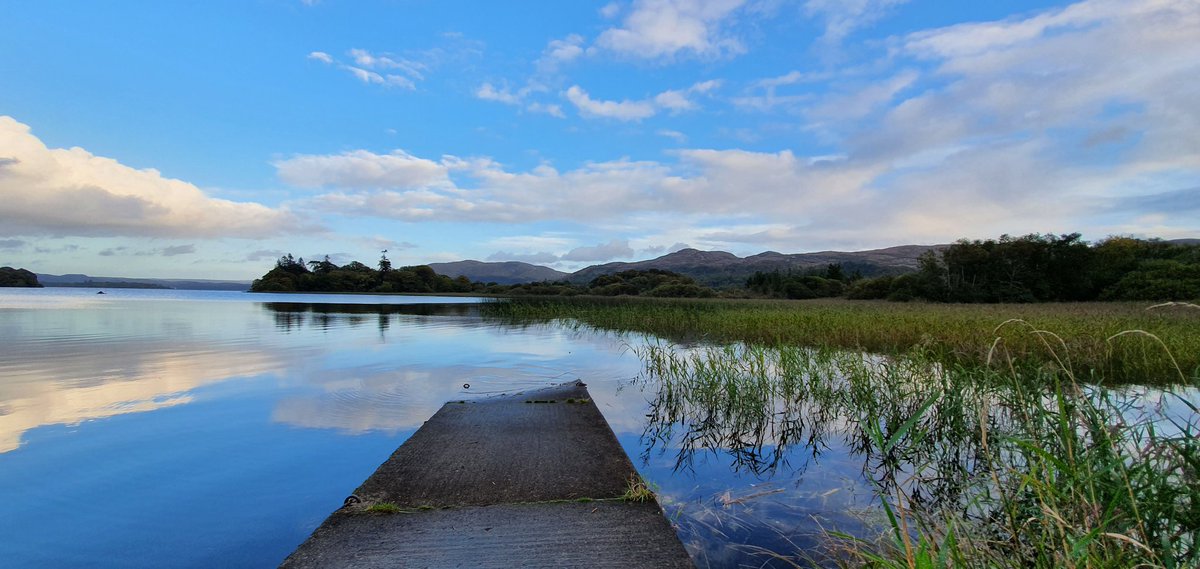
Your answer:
280;382;693;568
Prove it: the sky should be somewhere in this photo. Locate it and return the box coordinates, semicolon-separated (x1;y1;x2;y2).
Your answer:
0;0;1197;280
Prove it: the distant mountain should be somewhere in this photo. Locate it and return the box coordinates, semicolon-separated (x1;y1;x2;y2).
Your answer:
569;245;945;287
570;249;741;285
428;260;570;285
1168;238;1200;246
426;245;944;289
38;273;251;291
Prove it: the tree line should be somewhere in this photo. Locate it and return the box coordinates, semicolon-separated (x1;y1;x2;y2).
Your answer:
252;234;1198;302
251;253;478;294
846;234;1200;302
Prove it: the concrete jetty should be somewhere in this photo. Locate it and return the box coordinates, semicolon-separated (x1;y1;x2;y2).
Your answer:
280;381;694;568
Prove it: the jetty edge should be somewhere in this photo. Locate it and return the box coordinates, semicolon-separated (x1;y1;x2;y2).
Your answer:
280;380;694;568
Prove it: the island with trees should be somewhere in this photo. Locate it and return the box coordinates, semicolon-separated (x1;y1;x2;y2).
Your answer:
0;266;42;287
250;252;713;297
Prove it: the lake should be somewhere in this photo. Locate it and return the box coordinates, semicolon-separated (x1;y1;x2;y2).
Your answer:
11;290;1193;568
0;288;891;568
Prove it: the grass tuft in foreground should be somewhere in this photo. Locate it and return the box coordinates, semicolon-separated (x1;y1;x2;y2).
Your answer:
365;502;402;514
622;474;656;503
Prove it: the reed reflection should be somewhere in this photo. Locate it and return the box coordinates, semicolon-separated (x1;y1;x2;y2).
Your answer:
634;342;1200;566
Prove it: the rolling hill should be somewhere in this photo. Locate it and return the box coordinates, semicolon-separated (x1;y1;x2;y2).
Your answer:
426;260;570;285
429;245;946;288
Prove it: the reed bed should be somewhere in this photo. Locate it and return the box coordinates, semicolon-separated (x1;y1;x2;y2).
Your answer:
633;342;1199;568
483;296;1200;567
482;297;1200;385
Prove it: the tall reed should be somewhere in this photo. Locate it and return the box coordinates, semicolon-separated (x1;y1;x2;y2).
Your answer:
485;296;1199;566
631;339;1199;568
482;297;1200;385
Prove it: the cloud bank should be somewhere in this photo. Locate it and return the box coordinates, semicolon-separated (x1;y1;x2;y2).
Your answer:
0;117;303;239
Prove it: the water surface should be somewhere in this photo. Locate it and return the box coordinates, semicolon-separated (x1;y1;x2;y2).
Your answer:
0;289;926;567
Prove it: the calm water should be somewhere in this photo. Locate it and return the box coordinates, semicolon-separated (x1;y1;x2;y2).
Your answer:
0;289;879;568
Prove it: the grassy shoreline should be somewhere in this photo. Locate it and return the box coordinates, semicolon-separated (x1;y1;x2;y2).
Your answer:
482;296;1200;385
484;296;1200;567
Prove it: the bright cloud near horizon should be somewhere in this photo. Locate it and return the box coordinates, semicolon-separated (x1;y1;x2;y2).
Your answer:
1;0;1197;280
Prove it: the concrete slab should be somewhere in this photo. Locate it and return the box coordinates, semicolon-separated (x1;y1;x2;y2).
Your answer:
348;382;634;508
280;382;694;568
280;502;693;569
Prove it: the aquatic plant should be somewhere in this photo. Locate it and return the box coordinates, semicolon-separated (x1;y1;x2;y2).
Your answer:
631;335;1198;568
485;296;1199;566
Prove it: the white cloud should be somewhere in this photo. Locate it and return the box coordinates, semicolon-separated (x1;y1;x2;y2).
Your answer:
564;86;657;121
564;80;719;121
526;102;566;118
653;79;721;113
0;116;303;239
307;51;333;64
801;0;1200;242
345;66;382;84
562;239;635;262
286;145;863;227
475;82;523;105
475;82;563;117
732;70;829;111
309;50;418;90
593;0;750;60
800;69;918;133
343;66;416;89
537;34;586;72
639;241;691;256
275;149;451;189
307;44;462;91
804;0;909;48
281;1;1200;251
657;129;687;143
347;48;427;79
600;2;622;19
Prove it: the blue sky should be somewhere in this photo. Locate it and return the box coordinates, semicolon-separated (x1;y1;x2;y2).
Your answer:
1;0;1197;279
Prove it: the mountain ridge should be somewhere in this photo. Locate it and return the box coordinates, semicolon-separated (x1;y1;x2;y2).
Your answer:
37;273;251;291
431;244;950;287
426;260;570;285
